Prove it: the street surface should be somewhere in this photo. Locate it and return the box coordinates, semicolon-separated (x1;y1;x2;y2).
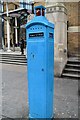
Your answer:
1;63;78;119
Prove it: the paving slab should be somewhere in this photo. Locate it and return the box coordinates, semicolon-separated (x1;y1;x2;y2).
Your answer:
1;64;78;119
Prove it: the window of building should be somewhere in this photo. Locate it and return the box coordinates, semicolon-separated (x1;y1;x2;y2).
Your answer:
20;0;32;11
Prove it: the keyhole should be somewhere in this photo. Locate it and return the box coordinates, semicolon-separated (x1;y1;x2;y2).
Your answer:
32;54;34;58
31;53;35;58
42;68;44;71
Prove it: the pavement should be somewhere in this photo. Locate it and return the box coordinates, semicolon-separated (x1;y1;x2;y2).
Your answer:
1;63;78;119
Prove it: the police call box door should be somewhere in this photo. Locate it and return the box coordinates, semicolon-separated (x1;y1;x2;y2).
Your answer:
26;5;54;119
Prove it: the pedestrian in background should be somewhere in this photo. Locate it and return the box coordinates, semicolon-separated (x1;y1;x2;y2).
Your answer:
20;38;24;55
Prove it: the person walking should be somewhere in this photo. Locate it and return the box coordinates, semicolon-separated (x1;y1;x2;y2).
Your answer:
20;38;24;55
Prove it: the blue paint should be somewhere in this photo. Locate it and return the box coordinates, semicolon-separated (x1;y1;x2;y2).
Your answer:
26;5;54;119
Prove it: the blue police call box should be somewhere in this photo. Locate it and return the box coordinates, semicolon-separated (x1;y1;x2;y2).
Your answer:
26;5;54;119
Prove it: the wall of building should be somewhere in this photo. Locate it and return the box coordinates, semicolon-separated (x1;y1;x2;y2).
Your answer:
64;2;80;56
3;3;16;12
34;2;45;6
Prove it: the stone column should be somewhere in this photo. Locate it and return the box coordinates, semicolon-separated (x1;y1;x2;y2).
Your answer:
15;17;18;45
6;2;11;52
46;3;67;76
0;1;2;50
2;0;4;50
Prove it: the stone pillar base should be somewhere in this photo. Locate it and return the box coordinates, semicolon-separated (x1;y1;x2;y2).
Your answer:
54;58;67;77
7;49;11;52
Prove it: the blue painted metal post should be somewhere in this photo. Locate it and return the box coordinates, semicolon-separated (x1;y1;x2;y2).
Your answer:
26;5;54;119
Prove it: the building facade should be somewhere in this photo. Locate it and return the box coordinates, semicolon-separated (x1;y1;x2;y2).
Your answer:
34;1;80;76
64;2;80;57
1;1;79;56
1;1;33;51
35;1;80;57
0;1;79;76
